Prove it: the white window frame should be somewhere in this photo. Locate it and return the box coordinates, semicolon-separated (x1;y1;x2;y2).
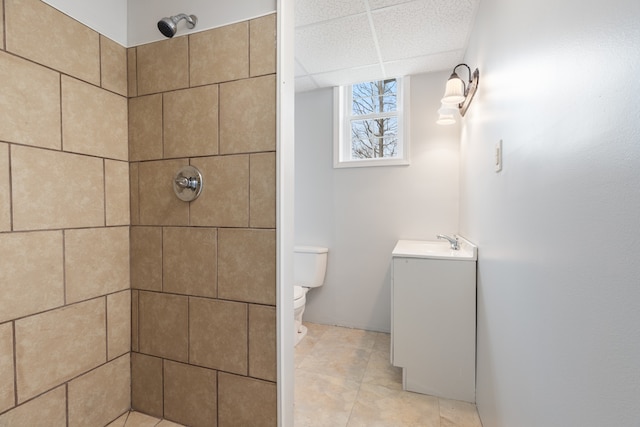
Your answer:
334;76;410;168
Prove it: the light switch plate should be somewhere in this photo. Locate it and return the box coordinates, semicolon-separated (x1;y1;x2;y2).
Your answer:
495;139;503;172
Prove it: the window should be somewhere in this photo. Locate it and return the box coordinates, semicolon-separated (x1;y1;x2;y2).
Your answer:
334;77;410;168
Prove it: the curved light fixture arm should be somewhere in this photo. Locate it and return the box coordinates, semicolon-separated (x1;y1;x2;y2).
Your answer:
451;63;472;93
452;63;480;117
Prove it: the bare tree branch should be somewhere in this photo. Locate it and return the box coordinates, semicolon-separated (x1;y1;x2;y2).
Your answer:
350;79;398;159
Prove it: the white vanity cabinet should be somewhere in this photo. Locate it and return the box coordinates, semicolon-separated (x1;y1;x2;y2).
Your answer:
390;238;477;402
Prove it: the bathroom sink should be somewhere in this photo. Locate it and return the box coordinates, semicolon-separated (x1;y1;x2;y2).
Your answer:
392;236;477;261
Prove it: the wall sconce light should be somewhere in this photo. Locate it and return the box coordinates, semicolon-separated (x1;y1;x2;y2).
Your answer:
436;104;457;126
437;63;480;124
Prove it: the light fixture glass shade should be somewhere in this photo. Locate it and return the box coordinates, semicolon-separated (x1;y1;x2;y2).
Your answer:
438;105;457;116
436;114;456;125
441;74;466;104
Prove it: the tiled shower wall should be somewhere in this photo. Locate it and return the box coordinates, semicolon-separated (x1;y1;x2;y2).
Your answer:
0;0;131;425
1;0;278;425
128;14;278;427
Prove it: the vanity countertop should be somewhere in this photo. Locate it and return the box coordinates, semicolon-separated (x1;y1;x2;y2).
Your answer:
392;236;477;261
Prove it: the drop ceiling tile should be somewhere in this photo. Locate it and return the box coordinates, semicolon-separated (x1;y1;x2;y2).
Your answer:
310;63;386;89
295;0;366;27
368;0;418;11
295;15;379;75
382;50;464;77
294;0;478;91
372;0;476;62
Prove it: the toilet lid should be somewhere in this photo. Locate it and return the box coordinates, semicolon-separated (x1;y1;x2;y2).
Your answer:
294;286;305;301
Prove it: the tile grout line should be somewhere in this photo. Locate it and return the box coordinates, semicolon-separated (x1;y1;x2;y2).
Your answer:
103;159;107;227
2;0;5;50
11;321;17;408
59;73;63;152
104;295;109;362
7;143;13;232
65;383;69;427
62;230;67;305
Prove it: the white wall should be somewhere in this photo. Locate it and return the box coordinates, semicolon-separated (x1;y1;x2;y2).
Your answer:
43;0;276;47
127;0;276;46
295;71;461;332
460;0;640;425
43;0;128;45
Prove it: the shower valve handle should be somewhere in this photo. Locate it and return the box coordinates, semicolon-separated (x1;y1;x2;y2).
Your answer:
175;176;198;191
173;166;203;202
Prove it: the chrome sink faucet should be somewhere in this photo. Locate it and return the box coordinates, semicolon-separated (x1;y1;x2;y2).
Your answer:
437;234;460;250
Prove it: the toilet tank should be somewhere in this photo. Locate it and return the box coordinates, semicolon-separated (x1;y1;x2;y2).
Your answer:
293;246;328;288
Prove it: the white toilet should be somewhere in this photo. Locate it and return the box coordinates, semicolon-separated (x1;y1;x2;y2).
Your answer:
293;246;328;346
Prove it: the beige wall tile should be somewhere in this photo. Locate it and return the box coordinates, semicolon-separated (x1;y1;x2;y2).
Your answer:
164;85;219;158
0;51;60;150
130;162;140;225
68;355;130;427
65;227;130;304
250;14;277;77
0;386;66;427
62;76;128;161
128;47;138;97
0;231;64;323
139;291;188;362
0;322;14;413
218;373;277;427
189;297;247;375
106;160;131;226
190;155;249;227
139;159;190;226
5;0;99;85
220;75;276;154
250;152;276;228
101;35;128;96
15;298;106;402
132;291;139;352
11;146;104;230
131;352;163;418
129;94;163;161
0;0;4;51
190;22;249;86
218;229;276;305
164;227;217;297
249;304;277;382
107;291;131;360
137;37;189;95
164;360;217;426
157;419;185;427
0;143;10;231
131;226;163;291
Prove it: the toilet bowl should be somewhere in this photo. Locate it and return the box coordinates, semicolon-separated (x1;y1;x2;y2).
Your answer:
293;246;328;346
293;286;308;343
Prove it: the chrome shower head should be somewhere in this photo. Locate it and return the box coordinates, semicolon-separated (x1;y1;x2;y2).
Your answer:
157;14;198;38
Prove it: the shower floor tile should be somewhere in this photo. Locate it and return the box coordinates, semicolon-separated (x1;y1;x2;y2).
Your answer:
107;411;185;427
295;323;483;427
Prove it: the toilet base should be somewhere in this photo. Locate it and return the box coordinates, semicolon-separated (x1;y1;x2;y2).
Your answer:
295;324;308;346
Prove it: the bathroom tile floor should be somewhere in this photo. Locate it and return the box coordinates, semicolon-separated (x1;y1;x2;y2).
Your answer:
295;323;483;427
107;411;185;427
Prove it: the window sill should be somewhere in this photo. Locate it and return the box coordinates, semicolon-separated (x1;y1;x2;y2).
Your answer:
333;158;410;169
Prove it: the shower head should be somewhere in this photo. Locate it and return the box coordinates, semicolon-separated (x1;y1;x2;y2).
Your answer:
157;14;198;38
